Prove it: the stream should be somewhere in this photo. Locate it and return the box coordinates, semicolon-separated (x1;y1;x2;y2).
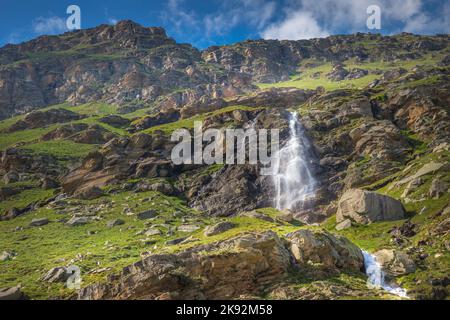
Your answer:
363;251;409;298
272;111;408;298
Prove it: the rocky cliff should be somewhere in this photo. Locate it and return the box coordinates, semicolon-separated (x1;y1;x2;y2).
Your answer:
0;21;448;300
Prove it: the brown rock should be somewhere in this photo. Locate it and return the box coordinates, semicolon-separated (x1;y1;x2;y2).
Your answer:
41;267;68;283
0;286;27;300
74;186;104;200
204;222;235;236
335;219;352;231
374;249;416;276
78;231;291;300
336;189;405;224
286;229;364;272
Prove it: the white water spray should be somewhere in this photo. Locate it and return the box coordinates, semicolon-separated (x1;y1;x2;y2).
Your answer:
271;112;316;211
363;251;408;298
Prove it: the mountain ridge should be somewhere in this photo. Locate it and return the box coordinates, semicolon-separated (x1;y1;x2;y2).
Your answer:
0;20;448;300
0;20;448;119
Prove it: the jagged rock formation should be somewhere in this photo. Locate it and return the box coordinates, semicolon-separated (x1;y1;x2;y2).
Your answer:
0;20;253;119
0;22;448;120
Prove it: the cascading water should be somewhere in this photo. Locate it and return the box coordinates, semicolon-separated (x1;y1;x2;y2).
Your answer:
271;112;316;211
270;112;408;298
363;251;408;298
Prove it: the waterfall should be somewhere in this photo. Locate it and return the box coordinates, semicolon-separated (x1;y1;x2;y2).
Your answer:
270;112;408;299
271;112;316;211
362;251;408;298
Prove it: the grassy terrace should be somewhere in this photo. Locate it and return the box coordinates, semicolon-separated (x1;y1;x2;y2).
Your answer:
256;55;443;91
0;184;304;299
140;105;262;135
0;102;126;159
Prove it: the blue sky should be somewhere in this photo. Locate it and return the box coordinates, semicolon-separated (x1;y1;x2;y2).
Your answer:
0;0;449;49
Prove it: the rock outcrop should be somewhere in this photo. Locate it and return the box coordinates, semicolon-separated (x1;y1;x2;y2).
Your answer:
78;231;292;299
0;286;27;300
5;109;85;132
78;230;364;300
374;249;416;276
287;229;364;272
336;189;406;224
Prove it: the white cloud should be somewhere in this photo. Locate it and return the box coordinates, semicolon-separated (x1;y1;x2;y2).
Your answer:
402;1;450;34
161;0;276;46
104;8;119;25
162;0;200;32
6;32;21;44
161;0;447;46
204;0;276;37
32;16;67;35
262;11;328;40
108;17;118;25
260;0;447;40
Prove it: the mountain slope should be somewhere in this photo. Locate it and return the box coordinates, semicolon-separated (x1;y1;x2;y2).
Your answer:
0;22;449;300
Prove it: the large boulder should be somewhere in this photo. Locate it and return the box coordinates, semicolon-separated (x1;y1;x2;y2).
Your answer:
190;165;266;217
326;64;349;81
350;120;409;162
41;123;88;141
41;267;69;283
286;229;364;272
66;216;90;226
204;222;236;237
0;286;27;300
74;186;104;200
78;231;291;300
0;186;19;200
69;125;116;144
429;178;447;199
336;189;406;224
374;249;416;276
135;158;173;178
30;218;49;227
179;97;227;119
130;108;180;131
